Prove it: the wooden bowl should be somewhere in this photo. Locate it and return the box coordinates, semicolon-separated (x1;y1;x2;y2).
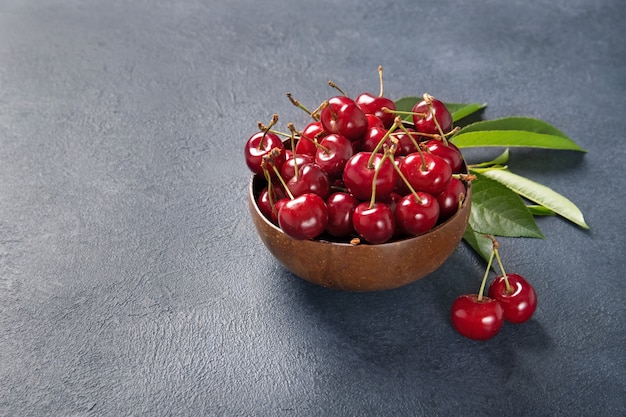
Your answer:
248;175;472;292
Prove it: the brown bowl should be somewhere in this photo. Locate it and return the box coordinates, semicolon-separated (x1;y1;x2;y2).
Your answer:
248;175;472;292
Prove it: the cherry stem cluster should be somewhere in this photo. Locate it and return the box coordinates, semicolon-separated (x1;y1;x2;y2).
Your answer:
484;235;512;294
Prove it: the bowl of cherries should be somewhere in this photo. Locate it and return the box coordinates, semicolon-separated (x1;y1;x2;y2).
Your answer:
245;72;472;291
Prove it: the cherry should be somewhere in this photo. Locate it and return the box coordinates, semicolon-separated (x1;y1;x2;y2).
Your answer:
488;273;537;324
271;197;290;224
352;201;395;244
280;152;314;182
355;66;397;128
244;130;285;176
286;163;331;200
361;125;389;153
398;151;452;196
325;192;359;237
343;151;397;201
451;295;505;341
366;114;385;129
295;121;326;156
423;139;464;173
314;133;354;180
278;193;328;240
257;185;286;220
412;94;453;135
319;96;368;141
395;192;440;236
392;128;420;156
435;177;466;223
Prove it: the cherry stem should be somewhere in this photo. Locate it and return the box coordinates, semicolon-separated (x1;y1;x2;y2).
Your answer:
477;248;496;302
327;80;348;97
493;247;512;294
261;164;278;218
287;123;299;180
286;92;318;120
258;114;279;150
485;235;512;294
271;164;294;200
378;65;385;97
388;139;423;204
368;116;403;168
310;100;328;121
381;107;426;118
424;93;449;146
368;142;398;208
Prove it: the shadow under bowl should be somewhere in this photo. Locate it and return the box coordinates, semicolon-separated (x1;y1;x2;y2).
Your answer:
248;175;472;292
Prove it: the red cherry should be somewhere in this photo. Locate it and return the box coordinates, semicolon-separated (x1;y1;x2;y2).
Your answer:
451;294;504;341
361;125;390;153
325;192;359;237
352;202;395;244
392;128;420;156
355;93;396;129
278;193;328;240
412;98;453;135
257;186;286;221
280;153;314;182
343;152;398;201
244;131;285;175
435;177;466;223
271;197;290;224
365;114;385;129
296;121;326;156
286;163;331;200
320;96;368;141
488;274;537;324
314;134;354;180
395;192;440;236
398;152;452;196
423;139;464;173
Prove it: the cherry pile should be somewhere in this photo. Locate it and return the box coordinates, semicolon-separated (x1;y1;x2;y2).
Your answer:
244;67;469;244
451;237;537;340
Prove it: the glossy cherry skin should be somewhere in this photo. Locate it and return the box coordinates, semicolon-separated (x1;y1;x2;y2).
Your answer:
435;177;466;223
412;98;453;135
355;92;396;129
361;125;389;153
451;295;505;341
398;152;452;196
343;152;398;201
320;96;368;141
423;139;464;173
280;152;314;182
278;193;328;240
366;114;385;129
257;185;286;221
325;192;359;237
488;274;537;324
352;202;395;244
314;134;354;180
244;131;285;175
286;163;331;200
392;128;419;156
395;192;440;236
296;121;326;156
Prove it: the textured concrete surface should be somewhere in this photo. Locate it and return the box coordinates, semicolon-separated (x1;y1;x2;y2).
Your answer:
0;0;624;415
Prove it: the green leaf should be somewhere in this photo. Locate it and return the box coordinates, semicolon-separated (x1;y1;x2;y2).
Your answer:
470;148;510;168
463;223;494;263
526;205;556;216
445;102;487;122
452;117;586;152
468;173;545;238
479;168;589;229
394;97;486;123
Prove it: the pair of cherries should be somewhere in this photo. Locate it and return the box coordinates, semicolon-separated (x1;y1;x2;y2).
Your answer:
451;239;538;340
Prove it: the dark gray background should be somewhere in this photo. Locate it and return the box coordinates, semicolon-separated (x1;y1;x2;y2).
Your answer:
1;0;624;416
